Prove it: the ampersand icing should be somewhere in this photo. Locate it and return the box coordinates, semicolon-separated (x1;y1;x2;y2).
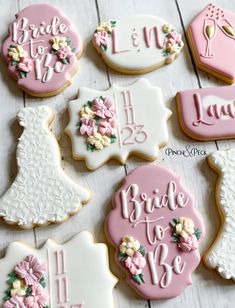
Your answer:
66;79;172;170
106;164;205;299
2;3;82;96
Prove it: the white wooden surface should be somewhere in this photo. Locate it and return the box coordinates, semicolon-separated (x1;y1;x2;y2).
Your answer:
0;0;234;307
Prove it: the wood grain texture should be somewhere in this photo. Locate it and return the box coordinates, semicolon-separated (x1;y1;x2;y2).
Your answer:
0;0;234;307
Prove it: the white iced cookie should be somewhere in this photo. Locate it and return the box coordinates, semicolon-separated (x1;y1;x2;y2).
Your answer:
0;106;90;228
92;15;184;74
204;149;235;280
66;79;172;170
0;232;118;308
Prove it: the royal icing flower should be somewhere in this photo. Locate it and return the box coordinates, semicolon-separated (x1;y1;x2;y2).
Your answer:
171;217;201;252
125;251;146;276
57;45;73;60
119;236;140;257
93;31;109;47
24;283;49;308
167;31;182;44
51;36;67;50
80;118;97;136
118;236;146;285
8;45;27;62
18;58;33;73
96;21;113;33
178;234;199;252
3;295;26;308
87;132;111;150
98;117;117;136
165;42;179;55
15;255;46;285
10;279;27;297
79;106;95;119
162;23;173;33
92;97;115;118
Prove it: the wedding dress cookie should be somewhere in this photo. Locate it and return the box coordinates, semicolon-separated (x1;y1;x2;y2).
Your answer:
106;164;205;299
2;3;82;97
0;232;117;308
0;106;90;228
66;79;171;170
204;149;235;280
92;15;184;74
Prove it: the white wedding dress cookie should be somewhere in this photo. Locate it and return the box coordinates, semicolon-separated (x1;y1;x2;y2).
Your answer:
0;232;118;308
205;149;235;280
0;106;90;228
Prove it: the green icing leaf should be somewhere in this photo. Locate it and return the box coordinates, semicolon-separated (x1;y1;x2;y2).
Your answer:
7;272;17;283
99;96;105;100
101;44;107;52
71;47;76;53
4;288;11;301
110;135;117;143
87;101;93;107
62;58;69;65
39;277;46;288
25;286;31;297
194;227;201;240
170;218;178;227
87;144;96;152
19;71;28;79
139;244;145;257
172;232;180;243
118;252;127;262
76;121;81;129
9;44;17;49
50;48;57;55
111;20;117;26
11;60;19;66
133;274;142;285
139;273;145;283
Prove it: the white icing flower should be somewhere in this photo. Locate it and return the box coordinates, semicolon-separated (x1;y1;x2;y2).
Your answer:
8;45;27;62
10;279;27;297
165;42;178;54
96;21;112;33
119;236;140;257
175;217;195;237
80;106;95;119
162;23;173;33
87;132;111;150
51;36;67;51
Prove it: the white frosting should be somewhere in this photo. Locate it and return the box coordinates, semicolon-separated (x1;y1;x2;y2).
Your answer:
0;106;90;228
66;79;172;170
205;149;235;280
0;232;118;307
99;15;183;72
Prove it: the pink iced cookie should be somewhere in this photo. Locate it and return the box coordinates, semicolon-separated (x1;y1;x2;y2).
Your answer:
106;164;205;299
177;85;235;141
188;3;235;83
2;4;82;97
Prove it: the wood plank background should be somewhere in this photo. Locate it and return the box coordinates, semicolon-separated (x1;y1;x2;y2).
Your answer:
0;0;234;307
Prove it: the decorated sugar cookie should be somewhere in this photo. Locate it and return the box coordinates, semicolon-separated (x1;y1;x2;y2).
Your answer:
92;15;184;74
188;3;235;83
204;149;235;280
177;85;235;141
0;106;90;228
0;232;117;307
66;79;171;170
2;3;82;97
106;164;205;299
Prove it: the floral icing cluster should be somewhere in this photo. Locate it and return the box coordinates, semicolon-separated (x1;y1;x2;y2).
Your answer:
118;236;146;285
77;96;117;151
162;23;183;56
8;45;33;78
3;255;49;308
50;36;76;64
170;217;201;252
93;21;117;51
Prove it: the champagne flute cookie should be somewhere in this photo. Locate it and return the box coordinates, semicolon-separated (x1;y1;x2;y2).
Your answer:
92;15;184;74
2;3;82;97
0;232;117;307
106;164;205;299
66;79;172;170
0;106;90;228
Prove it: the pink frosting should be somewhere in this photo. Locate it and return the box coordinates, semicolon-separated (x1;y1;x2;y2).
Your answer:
178;235;198;252
125;251;146;276
177;85;235;140
3;295;26;308
106;164;205;299
15;255;46;285
80;118;97;136
92;97;115;118
93;31;109;47
24;283;49;308
189;3;235;81
1;3;81;95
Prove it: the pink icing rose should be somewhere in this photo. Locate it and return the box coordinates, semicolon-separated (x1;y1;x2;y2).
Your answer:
18;58;33;73
125;251;146;276
80;118;97;136
24;283;49;308
167;31;181;44
93;97;115;119
3;295;26;308
15;255;46;285
57;45;73;60
178;234;198;252
93;31;109;47
98;117;117;136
